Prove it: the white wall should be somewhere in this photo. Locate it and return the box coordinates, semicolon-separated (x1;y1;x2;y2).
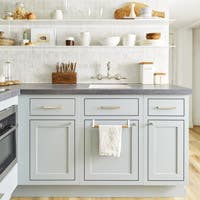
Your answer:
168;0;200;28
171;28;193;127
193;29;200;125
0;0;169;84
172;29;193;87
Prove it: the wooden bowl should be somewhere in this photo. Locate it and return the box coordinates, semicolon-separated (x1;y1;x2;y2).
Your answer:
146;33;161;40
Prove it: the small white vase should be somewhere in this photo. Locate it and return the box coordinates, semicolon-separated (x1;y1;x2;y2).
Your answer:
53;10;63;20
80;32;91;46
129;3;136;18
122;34;136;46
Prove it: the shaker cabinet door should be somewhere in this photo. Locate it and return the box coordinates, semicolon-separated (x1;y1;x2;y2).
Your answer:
148;120;184;181
30;120;75;180
84;120;139;181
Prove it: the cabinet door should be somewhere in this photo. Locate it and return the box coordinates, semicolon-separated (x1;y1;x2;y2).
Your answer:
84;120;139;181
148;120;184;181
30;120;75;180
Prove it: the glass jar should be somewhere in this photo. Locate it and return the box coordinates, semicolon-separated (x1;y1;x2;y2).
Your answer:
3;11;14;20
16;2;25;10
3;61;12;81
66;37;75;46
14;2;27;19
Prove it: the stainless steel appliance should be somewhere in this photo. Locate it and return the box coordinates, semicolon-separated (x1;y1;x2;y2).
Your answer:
0;105;17;182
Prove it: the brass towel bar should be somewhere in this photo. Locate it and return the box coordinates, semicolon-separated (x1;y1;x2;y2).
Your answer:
92;120;135;129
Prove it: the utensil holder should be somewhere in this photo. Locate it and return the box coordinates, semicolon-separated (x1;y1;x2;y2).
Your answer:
52;72;77;84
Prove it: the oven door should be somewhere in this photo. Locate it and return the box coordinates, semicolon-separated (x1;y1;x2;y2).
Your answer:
0;126;17;181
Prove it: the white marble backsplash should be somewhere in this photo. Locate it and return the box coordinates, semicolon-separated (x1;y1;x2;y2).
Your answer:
0;46;169;83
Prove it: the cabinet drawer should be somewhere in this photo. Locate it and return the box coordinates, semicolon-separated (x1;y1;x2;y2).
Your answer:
84;98;139;116
147;98;184;116
30;98;75;116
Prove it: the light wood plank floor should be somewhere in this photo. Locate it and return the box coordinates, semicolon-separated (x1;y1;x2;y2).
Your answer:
12;127;200;200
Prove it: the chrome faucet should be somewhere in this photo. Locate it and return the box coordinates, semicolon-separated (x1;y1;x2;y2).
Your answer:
91;61;127;81
107;61;111;78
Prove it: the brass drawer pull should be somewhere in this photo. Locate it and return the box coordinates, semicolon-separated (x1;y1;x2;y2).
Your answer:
99;106;121;110
39;106;63;110
0;193;4;199
155;106;176;110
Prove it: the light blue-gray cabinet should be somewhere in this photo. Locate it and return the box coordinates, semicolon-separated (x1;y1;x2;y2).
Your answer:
18;95;189;189
30;120;75;180
84;120;139;181
147;120;184;181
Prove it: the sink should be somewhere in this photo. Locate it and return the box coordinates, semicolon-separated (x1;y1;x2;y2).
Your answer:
89;84;131;89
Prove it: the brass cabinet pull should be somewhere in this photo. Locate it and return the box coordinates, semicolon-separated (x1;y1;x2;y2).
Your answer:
39;106;63;110
0;193;4;199
155;106;176;110
99;106;121;110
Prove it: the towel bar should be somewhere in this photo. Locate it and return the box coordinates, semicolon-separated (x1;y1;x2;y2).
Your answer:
92;120;135;128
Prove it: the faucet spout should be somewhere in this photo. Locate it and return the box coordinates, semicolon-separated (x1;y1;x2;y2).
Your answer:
107;61;111;78
91;61;128;80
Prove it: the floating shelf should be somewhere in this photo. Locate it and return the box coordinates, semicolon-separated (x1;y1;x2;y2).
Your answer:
0;45;175;50
0;18;174;26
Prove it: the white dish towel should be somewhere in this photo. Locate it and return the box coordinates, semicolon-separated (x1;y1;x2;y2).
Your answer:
99;125;122;158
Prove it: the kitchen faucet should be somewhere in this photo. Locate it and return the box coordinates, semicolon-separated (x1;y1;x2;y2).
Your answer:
91;61;127;81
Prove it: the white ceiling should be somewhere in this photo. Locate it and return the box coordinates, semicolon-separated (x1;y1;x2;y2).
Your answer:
169;0;200;28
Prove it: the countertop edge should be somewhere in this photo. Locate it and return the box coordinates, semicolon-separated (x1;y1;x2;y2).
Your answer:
0;84;192;102
19;89;192;95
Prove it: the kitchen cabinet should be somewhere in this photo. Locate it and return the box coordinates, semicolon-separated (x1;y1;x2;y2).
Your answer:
84;119;139;181
0;165;18;200
17;94;189;197
147;120;184;181
30;120;75;180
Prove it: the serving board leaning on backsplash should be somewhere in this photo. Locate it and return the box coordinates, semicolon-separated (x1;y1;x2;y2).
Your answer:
0;0;169;84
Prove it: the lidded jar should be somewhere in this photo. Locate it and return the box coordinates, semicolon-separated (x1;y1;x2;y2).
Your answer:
3;11;14;20
14;2;27;19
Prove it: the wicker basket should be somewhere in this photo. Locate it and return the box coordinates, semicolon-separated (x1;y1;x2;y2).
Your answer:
0;31;15;46
0;38;15;46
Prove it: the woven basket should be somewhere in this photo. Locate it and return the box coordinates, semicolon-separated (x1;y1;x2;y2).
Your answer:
0;38;15;46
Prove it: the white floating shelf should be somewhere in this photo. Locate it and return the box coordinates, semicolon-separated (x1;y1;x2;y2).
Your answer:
0;18;174;26
0;45;175;50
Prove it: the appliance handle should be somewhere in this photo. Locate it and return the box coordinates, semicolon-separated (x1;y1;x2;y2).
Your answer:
0;105;17;121
0;125;17;141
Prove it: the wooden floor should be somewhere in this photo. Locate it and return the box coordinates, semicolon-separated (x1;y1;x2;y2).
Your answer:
12;127;200;200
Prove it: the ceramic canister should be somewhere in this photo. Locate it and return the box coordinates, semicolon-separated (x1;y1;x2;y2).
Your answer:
122;34;136;46
140;7;152;17
53;9;63;20
80;32;91;46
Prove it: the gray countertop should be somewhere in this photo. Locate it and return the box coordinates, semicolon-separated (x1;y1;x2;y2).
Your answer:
0;83;192;102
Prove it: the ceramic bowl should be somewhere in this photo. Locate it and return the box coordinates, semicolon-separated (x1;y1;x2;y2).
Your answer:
99;36;120;46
